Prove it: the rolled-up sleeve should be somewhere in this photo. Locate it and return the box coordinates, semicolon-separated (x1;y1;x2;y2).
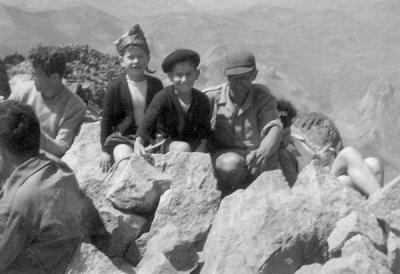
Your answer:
258;92;282;137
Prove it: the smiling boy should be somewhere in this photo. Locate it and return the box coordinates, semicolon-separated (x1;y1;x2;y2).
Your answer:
134;49;211;154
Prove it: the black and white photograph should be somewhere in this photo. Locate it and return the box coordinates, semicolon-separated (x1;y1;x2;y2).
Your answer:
0;0;399;273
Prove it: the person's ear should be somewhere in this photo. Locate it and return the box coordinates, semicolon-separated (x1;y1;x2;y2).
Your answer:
167;72;174;82
195;69;200;80
251;69;258;81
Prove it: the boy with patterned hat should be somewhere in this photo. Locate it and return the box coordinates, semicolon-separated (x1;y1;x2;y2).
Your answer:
100;24;163;172
134;49;211;154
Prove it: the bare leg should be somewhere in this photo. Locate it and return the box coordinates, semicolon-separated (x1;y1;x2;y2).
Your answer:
330;146;381;197
364;157;384;187
337;175;353;188
167;141;191;152
213;150;250;194
113;144;133;162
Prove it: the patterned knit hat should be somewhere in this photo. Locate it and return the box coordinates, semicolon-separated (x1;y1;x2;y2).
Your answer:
114;24;150;56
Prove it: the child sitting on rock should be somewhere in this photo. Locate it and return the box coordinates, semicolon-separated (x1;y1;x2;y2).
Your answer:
289;111;383;197
277;98;299;187
134;49;211;155
100;25;163;172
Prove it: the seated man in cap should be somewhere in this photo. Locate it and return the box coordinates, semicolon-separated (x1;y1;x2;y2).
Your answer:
0;100;82;273
204;51;282;193
135;49;211;154
9;46;86;158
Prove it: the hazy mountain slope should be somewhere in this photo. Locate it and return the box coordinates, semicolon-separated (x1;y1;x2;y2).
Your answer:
0;4;125;56
0;0;196;19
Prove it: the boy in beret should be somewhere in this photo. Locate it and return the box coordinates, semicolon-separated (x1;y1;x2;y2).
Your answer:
134;49;211;154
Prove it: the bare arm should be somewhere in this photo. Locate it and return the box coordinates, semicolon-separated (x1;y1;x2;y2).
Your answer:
246;125;282;176
40;104;86;157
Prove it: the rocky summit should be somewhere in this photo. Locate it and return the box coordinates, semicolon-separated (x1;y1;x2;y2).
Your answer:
59;121;400;273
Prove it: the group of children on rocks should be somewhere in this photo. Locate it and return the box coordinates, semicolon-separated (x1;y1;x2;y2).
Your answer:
98;24;384;197
0;23;387;273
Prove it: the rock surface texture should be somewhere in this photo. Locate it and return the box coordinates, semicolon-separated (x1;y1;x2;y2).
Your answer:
61;122;399;273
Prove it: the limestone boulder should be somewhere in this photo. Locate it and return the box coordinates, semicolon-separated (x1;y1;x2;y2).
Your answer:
137;224;198;274
388;230;400;274
327;210;385;255
97;206;147;259
63;121;104;183
342;235;387;267
63;122;149;261
65;243;136;274
137;152;220;252
106;154;171;214
369;175;400;232
294;263;322;274
320;253;392;274
201;163;365;274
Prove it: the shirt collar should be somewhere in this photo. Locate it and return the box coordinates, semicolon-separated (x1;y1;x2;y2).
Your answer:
216;83;253;112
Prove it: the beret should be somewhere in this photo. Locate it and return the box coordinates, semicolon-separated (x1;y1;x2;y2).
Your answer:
224;51;256;76
162;49;200;73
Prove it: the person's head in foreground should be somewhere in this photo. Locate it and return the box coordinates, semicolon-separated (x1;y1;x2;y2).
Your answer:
0;100;83;273
224;51;258;100
28;46;66;98
162;48;200;94
0;100;40;179
115;24;153;81
0;59;11;98
277;99;297;129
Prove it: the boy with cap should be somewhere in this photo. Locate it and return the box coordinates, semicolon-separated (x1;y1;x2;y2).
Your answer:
100;25;163;171
134;49;211;154
204;51;282;193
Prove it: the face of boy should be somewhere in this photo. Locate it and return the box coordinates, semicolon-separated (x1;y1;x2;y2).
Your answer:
31;66;55;92
168;61;199;93
121;46;149;78
226;69;257;99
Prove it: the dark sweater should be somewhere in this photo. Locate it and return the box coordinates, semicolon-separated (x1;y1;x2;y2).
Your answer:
136;85;211;144
100;74;163;151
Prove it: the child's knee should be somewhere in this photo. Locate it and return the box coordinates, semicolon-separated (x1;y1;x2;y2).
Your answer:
168;141;191;152
364;157;382;173
113;144;133;161
339;146;360;159
215;152;246;174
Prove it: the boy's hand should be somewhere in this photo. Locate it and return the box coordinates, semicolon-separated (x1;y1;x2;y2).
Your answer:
134;137;147;156
100;152;112;172
245;148;268;177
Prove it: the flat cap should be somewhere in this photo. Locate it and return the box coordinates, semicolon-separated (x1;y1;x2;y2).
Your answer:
224;51;256;76
162;49;200;73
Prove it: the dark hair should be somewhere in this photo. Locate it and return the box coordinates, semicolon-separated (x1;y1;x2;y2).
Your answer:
0;59;11;98
28;46;66;77
277;99;297;128
0;100;40;157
